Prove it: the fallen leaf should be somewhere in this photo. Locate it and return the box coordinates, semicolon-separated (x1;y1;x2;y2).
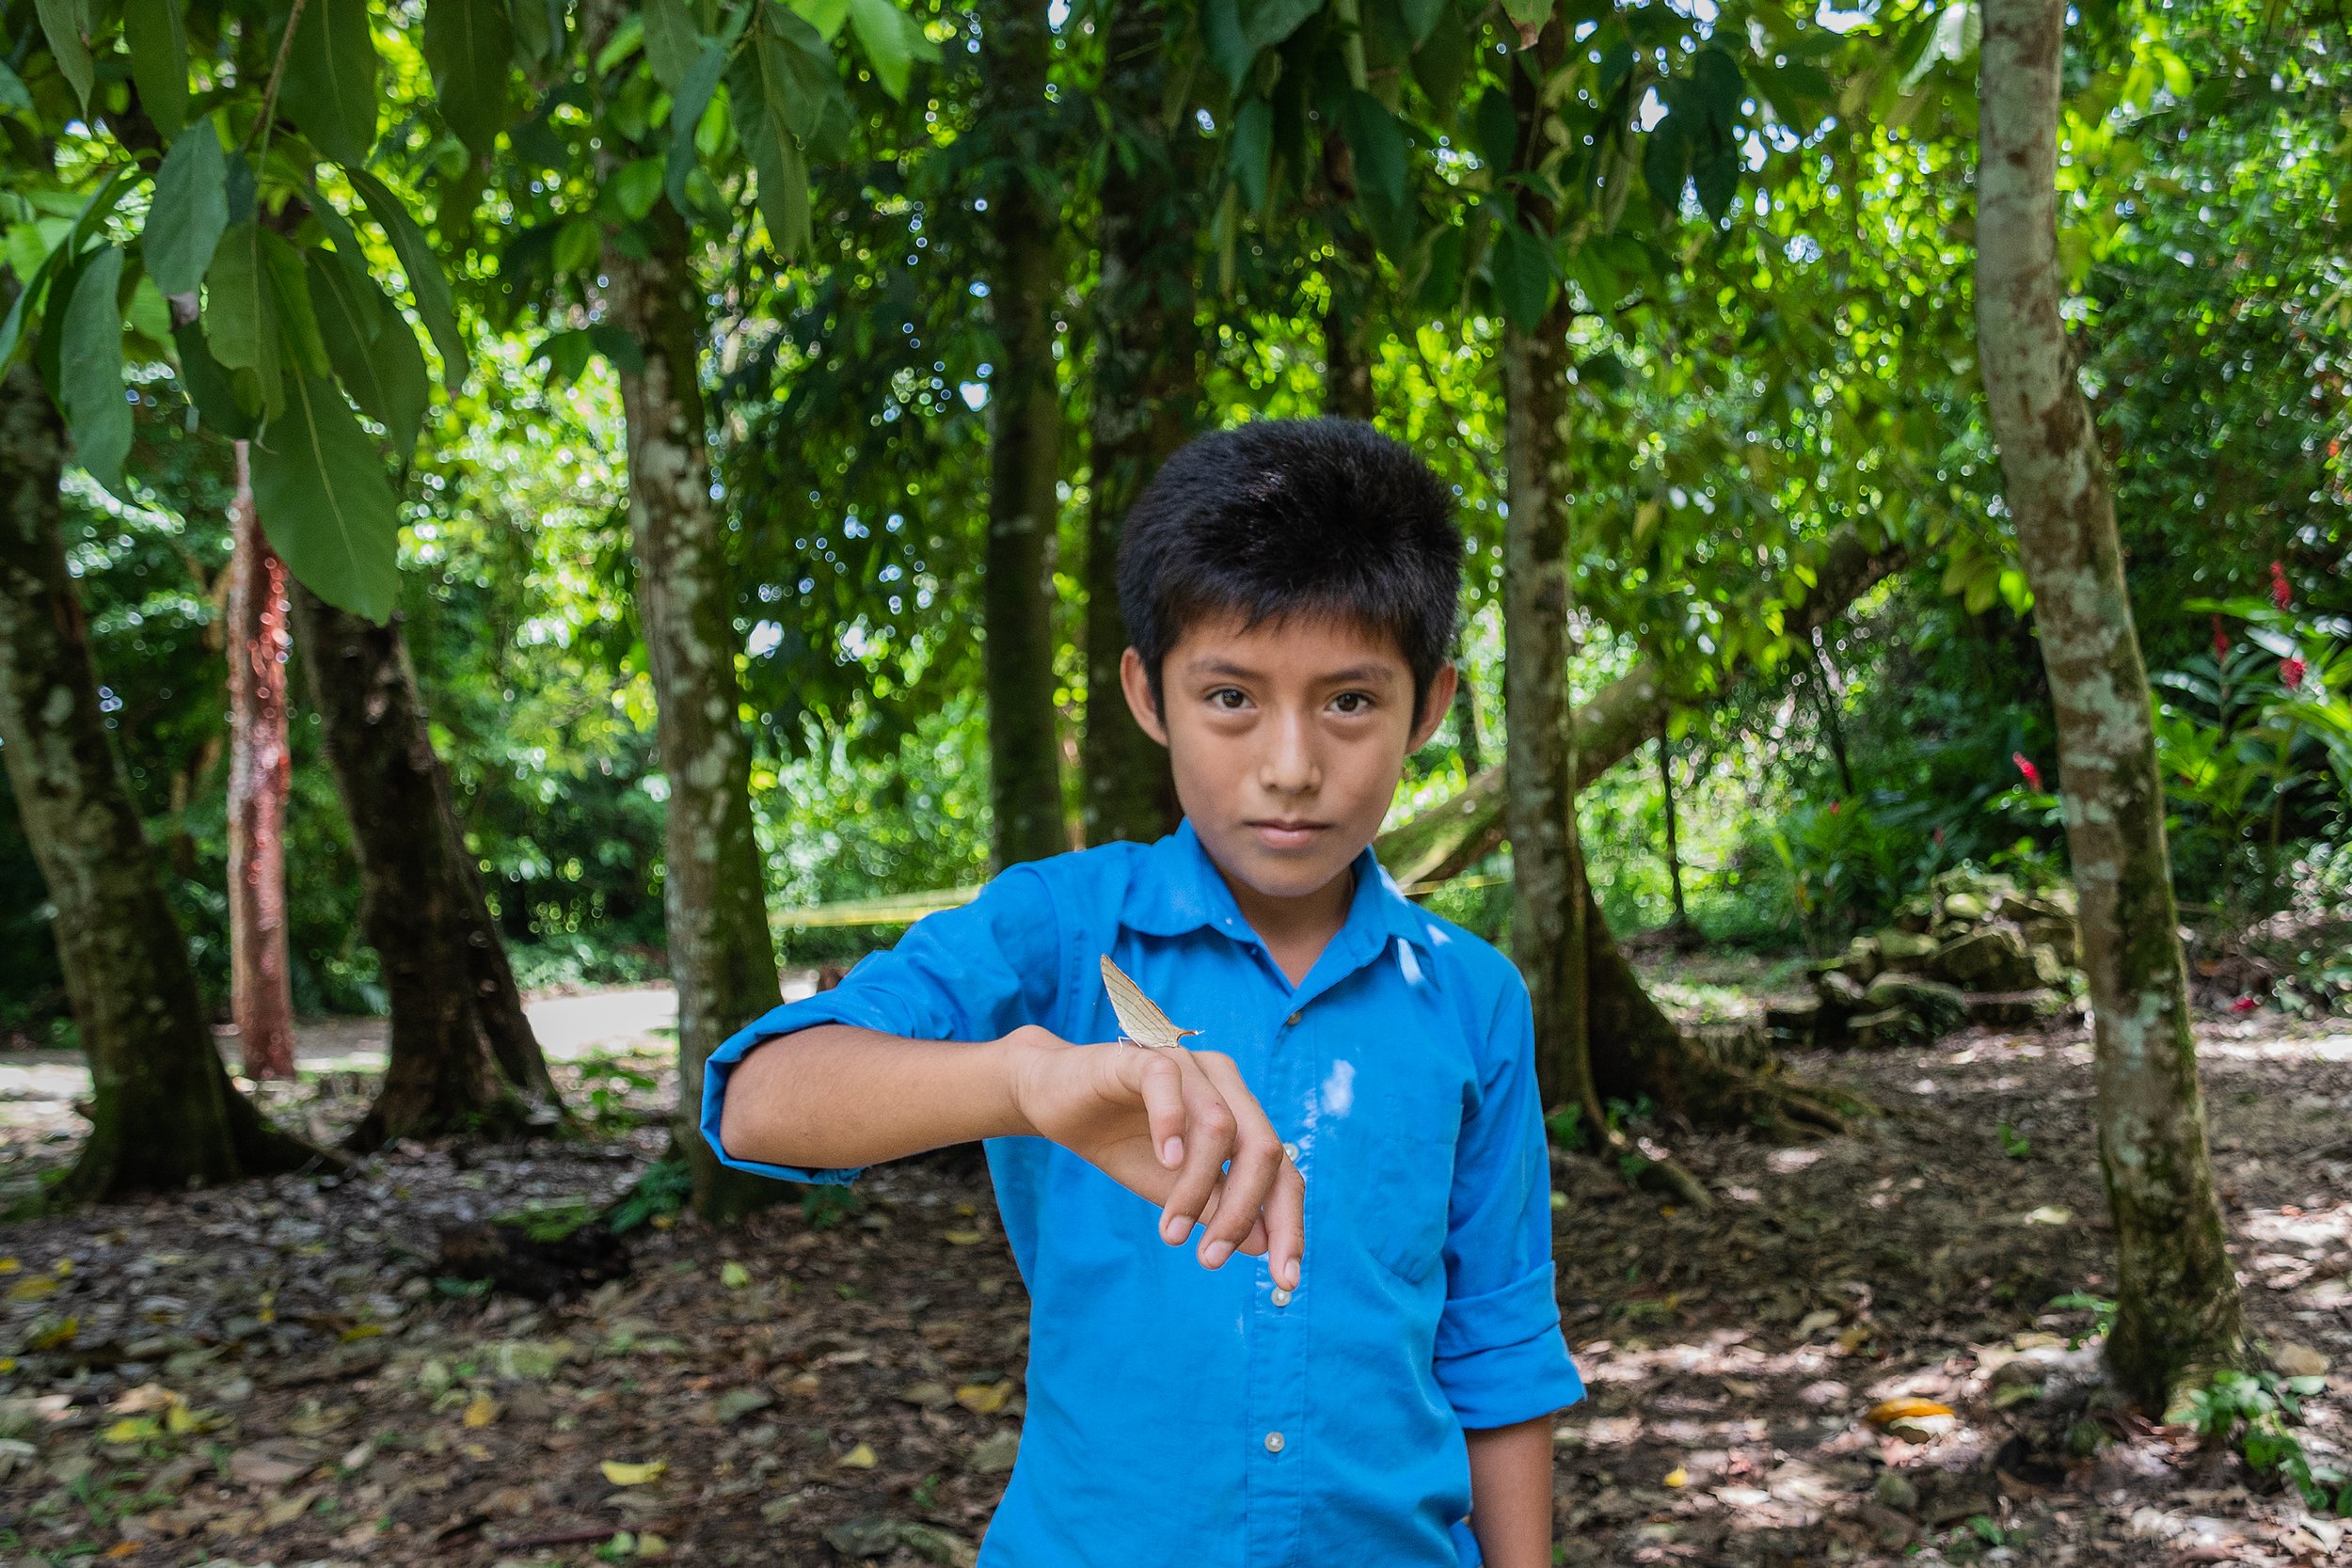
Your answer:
1795;1308;1841;1338
8;1276;57;1301
955;1380;1011;1415
1866;1397;1956;1426
714;1387;774;1423
461;1392;500;1428
966;1429;1020;1474
940;1230;985;1246
721;1260;752;1289
636;1529;672;1558
2023;1205;2073;1226
896;1381;955;1410
1663;1465;1689;1487
228;1447;314;1487
837;1441;878;1468
103;1417;164;1444
2272;1341;2329;1379
600;1459;668;1486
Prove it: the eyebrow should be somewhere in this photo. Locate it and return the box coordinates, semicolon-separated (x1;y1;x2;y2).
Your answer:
1185;657;1401;688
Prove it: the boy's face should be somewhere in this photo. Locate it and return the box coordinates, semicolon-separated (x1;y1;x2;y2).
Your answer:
1121;611;1454;907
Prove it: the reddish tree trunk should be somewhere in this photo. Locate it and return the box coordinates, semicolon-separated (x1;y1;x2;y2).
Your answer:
225;441;295;1080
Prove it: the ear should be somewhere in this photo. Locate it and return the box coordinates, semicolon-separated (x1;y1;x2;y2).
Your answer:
1120;647;1170;747
1408;661;1458;752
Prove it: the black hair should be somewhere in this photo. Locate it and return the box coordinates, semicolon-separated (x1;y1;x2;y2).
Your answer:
1117;418;1463;718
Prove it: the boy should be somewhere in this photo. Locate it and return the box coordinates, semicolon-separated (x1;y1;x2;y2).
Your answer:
706;419;1583;1567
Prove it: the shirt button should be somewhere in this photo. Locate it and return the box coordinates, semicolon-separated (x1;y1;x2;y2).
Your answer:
1285;1010;1302;1026
1271;1286;1294;1307
1263;1431;1285;1453
1281;1141;1299;1163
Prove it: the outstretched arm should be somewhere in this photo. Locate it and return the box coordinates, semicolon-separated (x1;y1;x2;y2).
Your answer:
718;1023;1304;1286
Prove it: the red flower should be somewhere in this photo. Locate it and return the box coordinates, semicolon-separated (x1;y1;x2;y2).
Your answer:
2211;614;2230;657
2270;562;2292;610
2013;752;2042;791
2230;996;2260;1014
2282;657;2307;690
1828;800;1841;815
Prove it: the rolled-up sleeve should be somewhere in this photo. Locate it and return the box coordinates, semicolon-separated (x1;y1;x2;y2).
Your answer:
1433;969;1585;1429
698;866;1063;1186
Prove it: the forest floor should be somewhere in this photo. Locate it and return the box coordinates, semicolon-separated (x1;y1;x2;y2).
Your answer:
0;961;2346;1568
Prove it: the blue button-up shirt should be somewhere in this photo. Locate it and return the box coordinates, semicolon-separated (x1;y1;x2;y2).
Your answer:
702;822;1583;1568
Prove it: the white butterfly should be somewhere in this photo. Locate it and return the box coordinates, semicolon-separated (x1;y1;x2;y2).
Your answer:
1100;956;1202;1051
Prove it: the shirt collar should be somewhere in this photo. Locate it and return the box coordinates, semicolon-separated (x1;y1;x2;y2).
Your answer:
1124;818;1432;957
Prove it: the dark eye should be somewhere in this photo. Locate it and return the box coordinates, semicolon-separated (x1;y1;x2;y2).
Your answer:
1331;691;1372;715
1211;688;1248;710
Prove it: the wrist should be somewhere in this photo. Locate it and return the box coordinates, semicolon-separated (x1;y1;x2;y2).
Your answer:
994;1025;1061;1139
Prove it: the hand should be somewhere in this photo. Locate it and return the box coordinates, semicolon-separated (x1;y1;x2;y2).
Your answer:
1004;1026;1304;1289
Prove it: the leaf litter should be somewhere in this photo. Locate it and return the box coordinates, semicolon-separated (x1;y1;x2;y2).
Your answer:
0;977;2340;1564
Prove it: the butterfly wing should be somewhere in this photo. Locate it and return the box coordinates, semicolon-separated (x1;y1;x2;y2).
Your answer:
1100;955;1200;1050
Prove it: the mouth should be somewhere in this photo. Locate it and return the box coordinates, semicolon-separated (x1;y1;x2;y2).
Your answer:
1246;819;1332;851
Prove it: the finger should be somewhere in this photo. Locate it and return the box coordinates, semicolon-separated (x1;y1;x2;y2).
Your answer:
1265;1158;1305;1291
1191;1184;1271;1258
1136;1052;1187;1169
1198;1123;1281;1269
1184;1053;1286;1268
1158;1063;1235;1245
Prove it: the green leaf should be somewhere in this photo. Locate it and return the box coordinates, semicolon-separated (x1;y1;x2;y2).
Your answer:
0;60;33;113
424;0;516;157
1471;87;1517;172
766;7;839;140
1692;147;1738;221
34;0;93;113
747;109;811;258
1501;0;1552;31
1399;0;1443;44
146;122;230;297
343;166;469;392
203;222;283;414
259;230;329;377
0;166;139;371
1239;0;1321;53
612;157;666;221
249;373;402;623
552;216;601;274
1490;217;1554;331
1230;100;1273;213
643;0;702;90
1341;91;1406;212
844;0;934;101
172;317;256;437
281;0;383;166
789;0;849;40
60;244;131;497
665;43;730;213
122;0;190;136
507;0;554;68
307;251;427;460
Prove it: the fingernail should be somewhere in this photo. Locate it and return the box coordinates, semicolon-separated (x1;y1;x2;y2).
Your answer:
1201;1240;1233;1269
1163;1213;1190;1243
1162;1136;1184;1166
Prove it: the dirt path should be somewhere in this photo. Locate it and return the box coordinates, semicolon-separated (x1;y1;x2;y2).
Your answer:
0;994;2344;1566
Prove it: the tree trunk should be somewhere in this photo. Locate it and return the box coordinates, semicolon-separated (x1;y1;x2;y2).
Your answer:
1658;735;1688;929
1974;0;2243;1406
1499;23;1586;1113
1079;0;1195;847
225;443;296;1080
1319;134;1377;422
1449;640;1484;776
289;585;560;1149
0;364;326;1201
598;197;785;1224
1807;631;1857;798
978;0;1069;866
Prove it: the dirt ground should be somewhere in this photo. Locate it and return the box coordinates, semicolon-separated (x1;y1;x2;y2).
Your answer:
0;972;2345;1567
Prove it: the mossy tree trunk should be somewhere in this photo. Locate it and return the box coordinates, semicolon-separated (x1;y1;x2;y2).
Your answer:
978;0;1069;866
597;198;787;1224
289;585;560;1150
224;445;295;1080
1079;0;1196;847
1975;0;2243;1406
0;364;326;1201
1318;134;1378;422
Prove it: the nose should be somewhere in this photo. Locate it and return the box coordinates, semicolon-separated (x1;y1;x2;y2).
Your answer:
1260;707;1320;797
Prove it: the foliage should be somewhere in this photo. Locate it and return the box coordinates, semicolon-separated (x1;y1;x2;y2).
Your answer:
2179;1370;2352;1515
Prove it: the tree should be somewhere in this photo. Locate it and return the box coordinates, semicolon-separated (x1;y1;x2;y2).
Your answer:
1974;0;2244;1404
1078;0;1198;847
224;449;295;1079
0;364;326;1201
291;584;560;1148
977;0;1071;866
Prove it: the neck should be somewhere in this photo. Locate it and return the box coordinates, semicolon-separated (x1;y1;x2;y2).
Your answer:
1216;860;1357;986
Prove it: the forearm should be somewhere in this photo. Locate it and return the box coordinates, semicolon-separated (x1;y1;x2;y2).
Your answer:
715;1024;1035;1170
1465;1416;1554;1568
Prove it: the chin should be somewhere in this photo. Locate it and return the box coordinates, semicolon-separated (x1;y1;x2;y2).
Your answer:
1210;836;1358;901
